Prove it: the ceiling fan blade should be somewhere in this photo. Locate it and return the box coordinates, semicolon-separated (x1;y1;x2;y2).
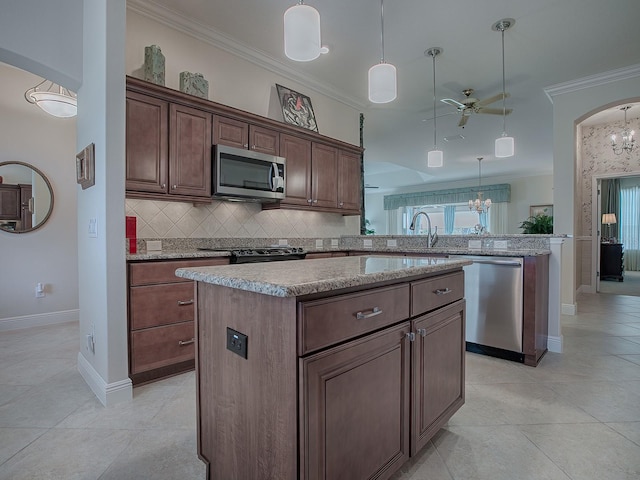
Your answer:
458;115;469;127
478;107;513;115
441;98;465;110
476;92;510;107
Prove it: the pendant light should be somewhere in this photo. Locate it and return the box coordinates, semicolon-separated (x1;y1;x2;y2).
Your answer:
611;106;636;155
469;157;492;213
24;79;77;118
426;48;443;167
284;1;322;62
368;0;397;103
492;18;515;158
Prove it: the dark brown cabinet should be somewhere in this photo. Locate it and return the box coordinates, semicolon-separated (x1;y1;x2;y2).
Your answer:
311;143;339;209
301;323;411;480
0;184;21;220
126;92;211;202
194;265;465;480
127;257;228;385
278;133;312;206
337;150;361;213
601;243;624;282
214;116;279;155
19;184;32;230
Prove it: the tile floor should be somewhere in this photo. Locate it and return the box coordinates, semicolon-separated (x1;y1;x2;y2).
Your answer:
1;292;640;480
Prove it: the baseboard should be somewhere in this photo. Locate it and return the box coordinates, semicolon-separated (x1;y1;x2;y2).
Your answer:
0;309;79;332
562;303;577;315
577;284;595;294
77;352;132;407
547;335;563;353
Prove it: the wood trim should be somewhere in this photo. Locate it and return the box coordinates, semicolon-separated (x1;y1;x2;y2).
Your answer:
523;256;549;366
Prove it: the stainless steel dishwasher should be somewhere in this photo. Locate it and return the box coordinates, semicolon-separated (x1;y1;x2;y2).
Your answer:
450;255;524;361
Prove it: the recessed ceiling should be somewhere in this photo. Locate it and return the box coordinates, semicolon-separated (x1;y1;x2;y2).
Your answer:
130;0;640;191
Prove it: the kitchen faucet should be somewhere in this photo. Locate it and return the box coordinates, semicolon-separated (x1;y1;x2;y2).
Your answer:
409;211;438;247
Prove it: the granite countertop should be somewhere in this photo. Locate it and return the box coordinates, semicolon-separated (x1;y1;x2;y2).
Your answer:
127;247;550;261
175;255;472;297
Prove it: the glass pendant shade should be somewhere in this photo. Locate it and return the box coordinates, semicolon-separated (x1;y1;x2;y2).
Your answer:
284;4;321;62
427;149;443;168
25;80;77;118
495;134;514;158
368;63;397;103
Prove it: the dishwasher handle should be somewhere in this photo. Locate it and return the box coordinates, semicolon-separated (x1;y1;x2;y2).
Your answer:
470;259;522;267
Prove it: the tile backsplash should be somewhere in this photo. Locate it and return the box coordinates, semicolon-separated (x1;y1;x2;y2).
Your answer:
125;198;360;238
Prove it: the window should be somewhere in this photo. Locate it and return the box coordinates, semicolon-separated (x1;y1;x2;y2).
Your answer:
402;204;490;235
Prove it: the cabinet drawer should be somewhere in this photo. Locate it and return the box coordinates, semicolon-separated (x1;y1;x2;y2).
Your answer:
130;282;195;329
411;271;464;316
129;258;229;286
130;321;195;374
298;284;410;355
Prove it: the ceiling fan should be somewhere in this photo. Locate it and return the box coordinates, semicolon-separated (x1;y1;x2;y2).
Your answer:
441;89;512;127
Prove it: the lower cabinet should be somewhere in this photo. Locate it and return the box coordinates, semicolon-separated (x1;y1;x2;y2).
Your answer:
127;257;228;385
193;267;465;480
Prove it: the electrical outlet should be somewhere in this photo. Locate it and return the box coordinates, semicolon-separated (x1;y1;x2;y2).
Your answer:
315;239;323;249
363;239;373;248
387;239;397;247
88;218;98;238
494;240;508;250
331;239;339;248
468;240;482;250
226;327;248;359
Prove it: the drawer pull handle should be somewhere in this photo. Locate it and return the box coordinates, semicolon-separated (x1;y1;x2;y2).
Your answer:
406;332;416;342
356;307;382;319
177;299;194;306
178;338;195;346
417;328;427;337
434;288;452;296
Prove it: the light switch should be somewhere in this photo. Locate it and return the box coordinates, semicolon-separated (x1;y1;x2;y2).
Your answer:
494;240;508;250
468;239;481;250
387;239;397;247
315;239;324;249
331;239;339;248
363;239;373;248
88;218;98;238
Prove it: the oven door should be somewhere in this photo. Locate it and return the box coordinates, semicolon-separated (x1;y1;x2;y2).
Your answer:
214;144;285;201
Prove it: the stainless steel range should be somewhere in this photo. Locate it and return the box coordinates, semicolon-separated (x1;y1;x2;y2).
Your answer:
198;246;307;264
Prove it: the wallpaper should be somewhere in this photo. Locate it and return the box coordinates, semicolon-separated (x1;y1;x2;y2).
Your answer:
580;115;640;235
125;198;359;239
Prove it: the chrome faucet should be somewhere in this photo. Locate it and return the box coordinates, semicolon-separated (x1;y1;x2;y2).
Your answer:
409;211;438;247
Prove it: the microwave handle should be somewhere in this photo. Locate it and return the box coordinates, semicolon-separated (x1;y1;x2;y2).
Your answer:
269;163;279;192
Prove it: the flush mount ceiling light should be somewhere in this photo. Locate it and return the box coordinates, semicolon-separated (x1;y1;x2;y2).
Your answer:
611;106;636;155
284;1;327;62
426;47;443;167
492;18;515;158
24;79;77;118
368;0;397;103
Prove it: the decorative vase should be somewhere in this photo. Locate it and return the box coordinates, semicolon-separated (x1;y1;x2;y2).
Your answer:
179;71;209;99
144;45;165;86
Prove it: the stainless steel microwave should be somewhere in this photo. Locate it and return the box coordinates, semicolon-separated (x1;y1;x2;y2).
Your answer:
213;144;286;201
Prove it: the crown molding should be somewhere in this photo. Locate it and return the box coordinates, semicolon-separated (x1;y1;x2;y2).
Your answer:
127;0;366;110
544;63;640;103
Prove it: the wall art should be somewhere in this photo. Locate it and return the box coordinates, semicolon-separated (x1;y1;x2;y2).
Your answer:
76;143;95;190
276;84;318;132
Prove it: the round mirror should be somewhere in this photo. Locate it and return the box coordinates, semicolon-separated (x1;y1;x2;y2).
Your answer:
0;161;54;233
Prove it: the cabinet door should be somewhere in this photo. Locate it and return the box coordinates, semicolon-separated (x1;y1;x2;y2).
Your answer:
250;125;279;155
300;322;410;480
411;300;465;455
337;150;362;213
126;92;169;193
20;184;32;230
0;185;21;220
214;116;248;149
280;133;312;206
311;143;338;209
169;104;212;197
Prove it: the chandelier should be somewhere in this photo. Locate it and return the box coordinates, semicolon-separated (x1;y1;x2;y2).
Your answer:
611;106;635;155
469;157;491;213
24;79;77;118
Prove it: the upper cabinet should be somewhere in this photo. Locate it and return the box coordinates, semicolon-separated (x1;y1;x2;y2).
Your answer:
214;116;279;155
125;76;362;213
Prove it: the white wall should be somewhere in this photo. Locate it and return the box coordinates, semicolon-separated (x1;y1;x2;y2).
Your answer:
0;63;79;330
548;65;640;311
365;173;553;235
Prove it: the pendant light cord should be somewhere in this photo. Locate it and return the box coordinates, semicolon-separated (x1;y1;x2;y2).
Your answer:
501;27;506;134
432;52;437;148
380;0;385;63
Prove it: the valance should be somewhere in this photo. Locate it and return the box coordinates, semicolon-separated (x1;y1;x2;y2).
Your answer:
383;183;511;210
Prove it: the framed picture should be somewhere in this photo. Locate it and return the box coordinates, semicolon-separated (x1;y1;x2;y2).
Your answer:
530;204;553;217
76;143;95;190
276;84;318;132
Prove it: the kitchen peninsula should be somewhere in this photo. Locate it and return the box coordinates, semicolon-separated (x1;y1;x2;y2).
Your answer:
176;255;471;480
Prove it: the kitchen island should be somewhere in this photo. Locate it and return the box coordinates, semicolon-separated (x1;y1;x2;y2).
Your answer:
176;255;471;480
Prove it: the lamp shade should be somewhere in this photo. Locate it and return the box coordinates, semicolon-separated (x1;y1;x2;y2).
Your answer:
28;91;77;118
495;134;514;158
427;149;443;168
368;62;397;103
284;4;321;62
602;213;617;225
